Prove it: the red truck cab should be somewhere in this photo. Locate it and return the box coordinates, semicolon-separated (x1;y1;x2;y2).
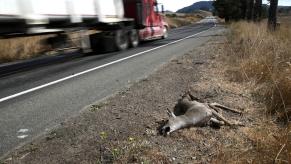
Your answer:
123;0;169;40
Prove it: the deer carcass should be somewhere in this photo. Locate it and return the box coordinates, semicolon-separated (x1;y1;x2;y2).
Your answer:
161;94;243;135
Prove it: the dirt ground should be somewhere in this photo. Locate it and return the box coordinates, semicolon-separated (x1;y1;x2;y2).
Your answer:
3;32;289;163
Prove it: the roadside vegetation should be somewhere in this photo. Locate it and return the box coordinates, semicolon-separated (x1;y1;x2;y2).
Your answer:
165;10;212;28
215;19;291;163
226;20;291;122
0;36;52;63
165;14;199;28
213;0;290;161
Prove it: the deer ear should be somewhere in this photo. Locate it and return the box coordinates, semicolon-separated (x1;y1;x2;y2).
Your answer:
188;92;200;101
166;108;176;118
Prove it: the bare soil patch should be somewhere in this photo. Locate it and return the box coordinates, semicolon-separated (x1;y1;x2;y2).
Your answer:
3;32;289;163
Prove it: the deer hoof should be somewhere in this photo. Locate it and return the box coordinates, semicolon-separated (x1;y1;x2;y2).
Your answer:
232;121;244;127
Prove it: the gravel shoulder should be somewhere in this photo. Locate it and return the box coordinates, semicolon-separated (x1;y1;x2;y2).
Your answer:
2;26;285;163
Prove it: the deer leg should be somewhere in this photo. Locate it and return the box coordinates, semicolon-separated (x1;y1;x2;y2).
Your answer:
209;105;244;126
210;102;242;114
209;105;243;126
207;104;222;114
209;118;225;126
209;107;233;126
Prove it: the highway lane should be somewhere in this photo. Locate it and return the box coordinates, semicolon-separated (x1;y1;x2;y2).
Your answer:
0;22;218;157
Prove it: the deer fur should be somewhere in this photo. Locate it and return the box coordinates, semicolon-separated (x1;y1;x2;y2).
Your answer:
161;94;243;135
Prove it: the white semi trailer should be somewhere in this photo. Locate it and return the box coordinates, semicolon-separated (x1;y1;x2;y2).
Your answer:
0;0;130;31
0;0;168;52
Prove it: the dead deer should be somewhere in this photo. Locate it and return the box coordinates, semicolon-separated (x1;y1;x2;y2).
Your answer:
161;93;243;135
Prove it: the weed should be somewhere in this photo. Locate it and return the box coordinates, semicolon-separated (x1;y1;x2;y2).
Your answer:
111;148;121;159
219;20;291;163
225;21;291;122
0;35;53;63
90;103;104;112
99;131;108;140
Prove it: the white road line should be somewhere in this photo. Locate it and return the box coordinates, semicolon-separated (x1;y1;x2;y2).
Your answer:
0;25;215;103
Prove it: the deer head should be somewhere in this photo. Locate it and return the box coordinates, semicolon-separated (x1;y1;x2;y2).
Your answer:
161;108;189;135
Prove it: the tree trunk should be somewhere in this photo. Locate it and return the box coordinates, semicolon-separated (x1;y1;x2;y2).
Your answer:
225;16;230;23
253;0;262;21
246;0;254;21
240;0;248;19
268;0;278;31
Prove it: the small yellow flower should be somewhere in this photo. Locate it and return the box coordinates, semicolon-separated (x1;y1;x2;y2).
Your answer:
99;131;108;140
129;137;134;142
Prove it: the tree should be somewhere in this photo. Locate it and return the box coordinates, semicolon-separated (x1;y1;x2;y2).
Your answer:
213;0;263;22
213;0;243;22
240;0;248;19
268;0;278;31
246;0;254;20
261;4;269;19
253;0;262;21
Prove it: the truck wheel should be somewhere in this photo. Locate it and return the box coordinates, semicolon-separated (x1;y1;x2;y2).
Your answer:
129;29;139;48
162;26;168;39
115;30;128;51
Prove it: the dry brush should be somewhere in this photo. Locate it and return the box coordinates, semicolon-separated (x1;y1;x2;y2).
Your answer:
226;21;291;122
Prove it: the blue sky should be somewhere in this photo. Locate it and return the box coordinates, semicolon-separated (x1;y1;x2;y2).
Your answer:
159;0;291;12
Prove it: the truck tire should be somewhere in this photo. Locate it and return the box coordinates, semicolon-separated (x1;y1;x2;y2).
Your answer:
162;26;168;39
115;29;128;51
129;29;139;48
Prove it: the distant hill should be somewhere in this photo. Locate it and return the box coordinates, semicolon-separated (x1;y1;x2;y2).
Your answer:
176;1;214;13
278;6;291;9
278;6;291;15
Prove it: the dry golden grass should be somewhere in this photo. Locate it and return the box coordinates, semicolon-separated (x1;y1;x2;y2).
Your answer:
215;124;290;163
165;14;201;28
0;35;53;63
279;16;291;26
215;20;291;163
225;21;291;122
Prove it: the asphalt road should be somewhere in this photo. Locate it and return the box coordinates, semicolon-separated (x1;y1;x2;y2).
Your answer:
0;21;220;157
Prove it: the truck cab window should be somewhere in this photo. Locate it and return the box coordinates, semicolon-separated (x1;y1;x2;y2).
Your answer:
154;5;159;13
